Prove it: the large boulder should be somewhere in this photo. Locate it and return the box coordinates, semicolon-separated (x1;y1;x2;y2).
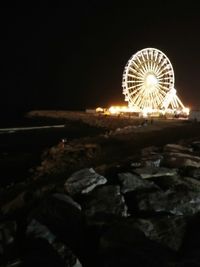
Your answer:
164;152;200;168
98;220;175;267
64;168;107;196
164;144;193;153
0;221;17;265
181;166;200;180
135;188;200;216
26;218;81;267
28;193;86;263
118;172;158;194
82;185;128;225
132;215;187;251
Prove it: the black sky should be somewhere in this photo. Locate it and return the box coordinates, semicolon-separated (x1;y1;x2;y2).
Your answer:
1;4;200;118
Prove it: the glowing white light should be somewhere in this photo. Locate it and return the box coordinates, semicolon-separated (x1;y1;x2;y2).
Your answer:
122;47;188;115
144;73;158;92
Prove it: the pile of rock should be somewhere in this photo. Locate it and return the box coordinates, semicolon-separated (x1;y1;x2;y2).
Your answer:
1;140;200;266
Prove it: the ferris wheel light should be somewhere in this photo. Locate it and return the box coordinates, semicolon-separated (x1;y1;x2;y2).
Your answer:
122;47;186;115
145;74;158;89
182;107;190;115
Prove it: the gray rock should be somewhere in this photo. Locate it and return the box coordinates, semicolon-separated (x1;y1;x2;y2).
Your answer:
132;216;187;251
99;220;174;267
181;176;200;192
0;221;17;256
27;219;81;267
29;193;85;257
118;172;158;194
148;175;184;191
164;144;193;153
134;167;177;179
182;166;200;179
164;152;200;168
83;185;128;219
64;168;107;195
27;219;56;244
136;188;200;215
190;168;200;179
191;141;200;151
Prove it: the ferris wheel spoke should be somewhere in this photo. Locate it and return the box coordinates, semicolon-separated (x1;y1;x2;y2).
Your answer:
155;84;168;97
129;86;143;96
158;76;172;81
152;60;160;73
156;64;169;77
154;64;164;76
130;87;142;97
132;92;142;106
158;81;171;86
158;84;170;93
157;70;173;79
127;74;143;80
159;88;168;98
129;67;144;78
128;84;142;91
139;65;147;75
131;60;140;70
154;92;162;107
147;60;152;72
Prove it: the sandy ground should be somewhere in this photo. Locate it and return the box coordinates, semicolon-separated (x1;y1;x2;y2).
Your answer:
27;110;200;166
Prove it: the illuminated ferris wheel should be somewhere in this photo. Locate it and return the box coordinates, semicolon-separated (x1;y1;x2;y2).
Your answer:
122;48;185;112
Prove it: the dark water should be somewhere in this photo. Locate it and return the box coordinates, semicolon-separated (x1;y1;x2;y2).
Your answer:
0;117;104;187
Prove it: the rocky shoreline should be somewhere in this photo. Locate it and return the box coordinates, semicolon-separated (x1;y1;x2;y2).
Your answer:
1;136;200;266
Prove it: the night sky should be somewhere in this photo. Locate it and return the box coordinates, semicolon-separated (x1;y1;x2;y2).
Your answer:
1;4;200;119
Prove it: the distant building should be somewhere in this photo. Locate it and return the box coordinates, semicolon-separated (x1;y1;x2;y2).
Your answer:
189;109;200;122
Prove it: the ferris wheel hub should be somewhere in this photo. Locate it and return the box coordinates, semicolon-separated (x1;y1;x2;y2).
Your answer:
144;73;158;91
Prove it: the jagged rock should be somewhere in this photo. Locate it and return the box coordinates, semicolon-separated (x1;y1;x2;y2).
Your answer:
64;168;107;195
164;144;193;153
135;188;200;215
1;192;27;215
83;185;128;221
149;175;200;192
181;166;200;179
27;219;56;243
181;176;200;192
142;154;163;168
191;141;200;151
98;220;174;267
133;166;177;179
164;152;200;168
149;175;184;191
141;146;160;156
0;221;17;262
1;184;56;216
22;238;67;267
118;172;158;194
26;219;81;267
29;193;85;260
191;167;200;179
132;216;187;251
